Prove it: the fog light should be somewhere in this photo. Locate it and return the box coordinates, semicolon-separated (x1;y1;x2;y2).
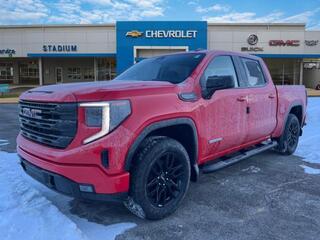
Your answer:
79;184;94;193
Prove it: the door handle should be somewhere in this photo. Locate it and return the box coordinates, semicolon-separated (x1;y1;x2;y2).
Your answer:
268;94;275;99
237;96;247;102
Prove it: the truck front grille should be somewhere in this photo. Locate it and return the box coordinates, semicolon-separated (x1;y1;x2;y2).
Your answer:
19;100;78;149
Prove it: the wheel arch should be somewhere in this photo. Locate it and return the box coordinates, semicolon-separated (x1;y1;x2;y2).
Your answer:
124;118;199;181
289;105;303;126
280;103;304;136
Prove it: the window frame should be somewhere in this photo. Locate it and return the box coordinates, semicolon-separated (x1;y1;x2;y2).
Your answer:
237;57;267;88
67;67;81;80
200;54;240;90
83;67;94;81
0;62;13;81
19;63;39;78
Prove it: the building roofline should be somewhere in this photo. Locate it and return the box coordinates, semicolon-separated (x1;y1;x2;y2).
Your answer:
0;23;115;29
207;22;306;26
0;22;306;29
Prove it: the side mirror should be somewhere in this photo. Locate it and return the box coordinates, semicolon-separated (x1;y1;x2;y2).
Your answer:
203;75;235;99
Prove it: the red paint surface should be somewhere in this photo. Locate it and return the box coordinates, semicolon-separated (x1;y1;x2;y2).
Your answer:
18;50;307;194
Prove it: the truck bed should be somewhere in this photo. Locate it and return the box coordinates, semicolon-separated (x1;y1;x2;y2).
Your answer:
272;85;307;138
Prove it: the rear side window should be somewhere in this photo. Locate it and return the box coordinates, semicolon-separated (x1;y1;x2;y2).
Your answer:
240;58;266;87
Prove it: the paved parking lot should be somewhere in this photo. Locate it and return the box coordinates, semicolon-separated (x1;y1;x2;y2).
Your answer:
1;104;320;240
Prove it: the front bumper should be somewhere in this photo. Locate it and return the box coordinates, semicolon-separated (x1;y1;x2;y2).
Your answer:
20;158;128;202
17;134;130;194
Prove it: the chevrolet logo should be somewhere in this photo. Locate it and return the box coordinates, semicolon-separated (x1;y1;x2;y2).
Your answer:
126;30;143;38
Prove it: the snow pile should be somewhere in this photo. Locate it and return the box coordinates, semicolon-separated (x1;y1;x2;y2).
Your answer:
296;97;320;174
0;151;136;240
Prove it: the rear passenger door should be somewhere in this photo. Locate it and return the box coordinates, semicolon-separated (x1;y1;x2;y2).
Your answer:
238;57;277;143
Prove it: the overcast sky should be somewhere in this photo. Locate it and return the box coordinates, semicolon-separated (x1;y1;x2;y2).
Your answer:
0;0;319;29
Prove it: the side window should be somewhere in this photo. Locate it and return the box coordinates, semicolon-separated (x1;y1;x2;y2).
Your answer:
240;58;266;87
201;56;238;88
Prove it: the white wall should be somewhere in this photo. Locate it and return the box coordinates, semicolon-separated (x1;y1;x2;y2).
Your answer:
207;24;320;55
0;25;116;57
0;23;319;57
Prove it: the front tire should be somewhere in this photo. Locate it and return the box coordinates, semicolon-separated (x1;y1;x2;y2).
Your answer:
128;136;191;220
276;113;300;155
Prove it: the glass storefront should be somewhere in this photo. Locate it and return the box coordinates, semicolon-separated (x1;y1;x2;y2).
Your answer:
0;62;13;83
303;58;320;89
84;67;94;81
19;60;39;84
41;57;116;84
263;58;302;85
1;56;316;87
97;57;116;81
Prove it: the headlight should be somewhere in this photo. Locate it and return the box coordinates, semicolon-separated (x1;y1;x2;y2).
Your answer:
80;100;131;144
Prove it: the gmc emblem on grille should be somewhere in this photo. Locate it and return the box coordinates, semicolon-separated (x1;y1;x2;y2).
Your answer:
21;108;42;119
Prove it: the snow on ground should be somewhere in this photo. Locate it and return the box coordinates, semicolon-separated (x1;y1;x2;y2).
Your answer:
296;97;320;174
300;165;320;175
0;151;136;240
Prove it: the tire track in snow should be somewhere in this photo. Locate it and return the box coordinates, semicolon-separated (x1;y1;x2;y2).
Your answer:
0;139;9;147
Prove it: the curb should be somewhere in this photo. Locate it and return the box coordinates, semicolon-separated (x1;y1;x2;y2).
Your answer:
0;98;19;104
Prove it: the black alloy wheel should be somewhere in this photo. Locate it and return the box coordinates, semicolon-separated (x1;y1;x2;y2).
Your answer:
276;113;300;155
146;152;185;208
128;136;190;220
287;119;300;149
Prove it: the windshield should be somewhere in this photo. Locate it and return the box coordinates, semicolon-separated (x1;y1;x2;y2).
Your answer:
115;53;205;84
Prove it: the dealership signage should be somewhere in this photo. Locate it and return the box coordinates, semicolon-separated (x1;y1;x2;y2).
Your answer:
269;40;300;46
241;47;264;52
43;45;77;52
0;49;16;56
117;21;207;73
241;34;264;52
126;30;198;39
305;40;319;46
126;30;143;37
247;34;258;45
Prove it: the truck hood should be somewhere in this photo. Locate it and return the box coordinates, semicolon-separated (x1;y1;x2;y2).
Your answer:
20;80;176;102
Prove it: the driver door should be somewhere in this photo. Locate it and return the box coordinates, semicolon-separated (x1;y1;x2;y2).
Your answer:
200;55;248;160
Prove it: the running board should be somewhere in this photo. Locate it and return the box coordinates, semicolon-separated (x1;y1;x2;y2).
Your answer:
202;140;278;173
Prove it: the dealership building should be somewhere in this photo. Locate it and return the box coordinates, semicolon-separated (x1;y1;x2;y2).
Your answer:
0;21;320;88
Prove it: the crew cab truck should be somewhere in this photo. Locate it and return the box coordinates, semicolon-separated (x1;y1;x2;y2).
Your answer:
17;50;307;220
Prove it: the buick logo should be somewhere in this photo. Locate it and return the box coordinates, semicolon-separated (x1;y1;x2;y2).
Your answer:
21;108;42;119
247;34;258;45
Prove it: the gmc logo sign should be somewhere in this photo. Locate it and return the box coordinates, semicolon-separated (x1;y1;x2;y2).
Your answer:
21;108;42;119
269;40;300;46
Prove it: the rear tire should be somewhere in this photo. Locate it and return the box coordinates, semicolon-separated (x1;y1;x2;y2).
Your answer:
127;136;190;220
276;113;300;155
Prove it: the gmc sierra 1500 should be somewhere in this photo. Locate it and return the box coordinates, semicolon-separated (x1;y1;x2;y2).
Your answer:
18;50;307;220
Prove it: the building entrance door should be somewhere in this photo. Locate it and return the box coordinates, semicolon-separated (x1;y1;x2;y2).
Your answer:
55;67;63;83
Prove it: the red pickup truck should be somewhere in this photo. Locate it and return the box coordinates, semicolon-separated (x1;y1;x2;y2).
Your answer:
18;50;307;220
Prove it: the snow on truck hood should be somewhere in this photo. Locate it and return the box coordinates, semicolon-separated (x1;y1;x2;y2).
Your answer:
20;80;176;103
